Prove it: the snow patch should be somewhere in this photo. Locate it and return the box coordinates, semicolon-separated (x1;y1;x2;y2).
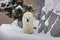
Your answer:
41;15;46;20
15;5;23;10
42;6;50;14
34;20;39;28
45;19;49;26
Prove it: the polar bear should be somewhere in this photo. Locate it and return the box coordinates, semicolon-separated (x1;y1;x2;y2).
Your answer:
22;12;34;34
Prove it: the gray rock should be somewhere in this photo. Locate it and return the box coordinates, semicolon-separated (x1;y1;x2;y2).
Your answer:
51;17;60;37
35;0;45;20
38;20;45;33
44;12;58;33
18;21;23;28
38;11;52;33
45;11;52;20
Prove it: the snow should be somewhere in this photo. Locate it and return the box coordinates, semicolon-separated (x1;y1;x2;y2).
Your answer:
55;13;60;16
41;15;46;20
52;3;60;15
0;0;11;5
42;0;54;13
12;10;15;14
34;20;39;28
42;6;50;14
42;0;60;15
45;0;54;10
45;19;49;26
15;5;23;10
0;20;60;40
15;5;25;12
42;7;47;12
11;20;18;26
4;0;11;3
54;3;60;12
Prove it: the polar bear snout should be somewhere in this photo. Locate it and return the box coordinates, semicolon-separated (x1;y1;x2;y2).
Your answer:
27;19;29;22
26;17;30;23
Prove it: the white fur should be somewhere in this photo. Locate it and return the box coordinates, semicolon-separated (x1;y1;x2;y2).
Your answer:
22;12;34;34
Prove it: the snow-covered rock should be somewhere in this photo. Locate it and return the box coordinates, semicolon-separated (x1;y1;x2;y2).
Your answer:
45;19;49;26
44;0;60;13
12;10;15;14
42;0;54;14
15;5;23;10
53;3;60;16
0;0;11;5
15;5;25;12
41;15;46;20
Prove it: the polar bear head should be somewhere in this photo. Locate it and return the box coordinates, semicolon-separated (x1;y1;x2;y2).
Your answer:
22;12;34;24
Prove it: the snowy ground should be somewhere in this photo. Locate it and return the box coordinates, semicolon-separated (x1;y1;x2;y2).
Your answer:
0;20;60;40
